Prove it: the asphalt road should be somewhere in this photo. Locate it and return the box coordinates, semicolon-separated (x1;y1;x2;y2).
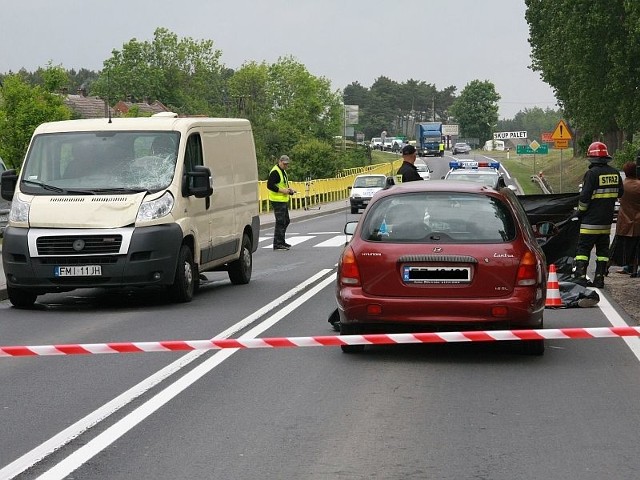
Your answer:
3;161;640;479
3;202;640;479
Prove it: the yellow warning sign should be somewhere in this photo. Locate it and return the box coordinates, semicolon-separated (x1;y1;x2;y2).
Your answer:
551;120;572;140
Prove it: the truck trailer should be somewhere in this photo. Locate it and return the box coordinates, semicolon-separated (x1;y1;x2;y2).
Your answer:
416;122;443;157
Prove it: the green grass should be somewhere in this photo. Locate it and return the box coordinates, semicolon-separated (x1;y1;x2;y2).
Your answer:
493;148;586;194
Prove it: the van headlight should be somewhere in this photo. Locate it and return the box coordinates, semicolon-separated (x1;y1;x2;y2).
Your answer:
136;191;174;222
9;196;30;223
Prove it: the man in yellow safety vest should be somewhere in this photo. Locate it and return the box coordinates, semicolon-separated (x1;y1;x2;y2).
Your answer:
267;155;297;250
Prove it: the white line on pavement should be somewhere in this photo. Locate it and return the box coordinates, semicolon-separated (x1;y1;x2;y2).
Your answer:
37;273;337;480
0;269;335;480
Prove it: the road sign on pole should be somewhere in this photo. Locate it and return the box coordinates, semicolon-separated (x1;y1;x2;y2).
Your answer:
516;143;549;155
551;120;572;140
345;105;359;125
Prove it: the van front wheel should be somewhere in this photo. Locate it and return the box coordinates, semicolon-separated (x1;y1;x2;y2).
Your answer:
169;244;195;303
228;234;252;285
8;287;38;309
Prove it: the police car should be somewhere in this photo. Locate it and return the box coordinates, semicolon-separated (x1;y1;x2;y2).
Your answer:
442;160;511;190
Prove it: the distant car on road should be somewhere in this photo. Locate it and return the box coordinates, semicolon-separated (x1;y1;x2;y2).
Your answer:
370;137;383;150
415;160;432;180
452;142;472;155
336;180;549;355
349;174;387;214
383;138;395;151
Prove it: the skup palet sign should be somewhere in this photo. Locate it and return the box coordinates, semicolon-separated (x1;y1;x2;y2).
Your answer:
493;131;527;140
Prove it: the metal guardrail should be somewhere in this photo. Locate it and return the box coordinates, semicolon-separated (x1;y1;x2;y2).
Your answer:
530;174;553;194
258;162;400;213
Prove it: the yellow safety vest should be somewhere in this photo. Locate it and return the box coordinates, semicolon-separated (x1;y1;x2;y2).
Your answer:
268;165;290;202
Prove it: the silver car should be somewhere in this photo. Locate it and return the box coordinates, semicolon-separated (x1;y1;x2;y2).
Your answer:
415;160;432;180
452;142;472;155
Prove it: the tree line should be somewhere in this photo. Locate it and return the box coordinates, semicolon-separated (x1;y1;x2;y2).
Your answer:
1;26;567;179
526;0;640;159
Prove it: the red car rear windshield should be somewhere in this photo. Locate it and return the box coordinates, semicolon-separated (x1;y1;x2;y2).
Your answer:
361;192;516;243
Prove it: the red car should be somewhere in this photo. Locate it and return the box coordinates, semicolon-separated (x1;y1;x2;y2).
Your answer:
336;180;548;355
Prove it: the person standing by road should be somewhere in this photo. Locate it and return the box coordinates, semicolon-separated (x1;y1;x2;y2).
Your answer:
609;161;640;276
396;144;423;183
267;155;296;251
572;141;624;288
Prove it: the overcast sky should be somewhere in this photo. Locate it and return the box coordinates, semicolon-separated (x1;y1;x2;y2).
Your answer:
0;0;557;119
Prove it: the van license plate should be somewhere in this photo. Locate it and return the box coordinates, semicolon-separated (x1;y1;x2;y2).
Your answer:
55;266;102;277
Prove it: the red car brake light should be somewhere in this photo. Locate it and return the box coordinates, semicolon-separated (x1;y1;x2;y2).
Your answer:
516;251;538;286
339;246;361;286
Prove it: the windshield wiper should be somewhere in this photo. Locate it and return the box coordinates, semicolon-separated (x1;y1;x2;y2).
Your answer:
89;187;151;194
21;179;66;193
21;179;99;195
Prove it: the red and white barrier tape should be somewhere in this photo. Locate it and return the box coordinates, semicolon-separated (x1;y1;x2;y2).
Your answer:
2;326;640;358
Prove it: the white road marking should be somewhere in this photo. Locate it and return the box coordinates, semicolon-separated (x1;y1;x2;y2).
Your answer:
315;235;350;247
597;290;640;360
261;235;315;248
260;233;349;247
1;270;335;480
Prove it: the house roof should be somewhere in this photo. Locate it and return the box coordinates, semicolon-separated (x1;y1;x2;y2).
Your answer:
64;94;113;119
114;100;170;116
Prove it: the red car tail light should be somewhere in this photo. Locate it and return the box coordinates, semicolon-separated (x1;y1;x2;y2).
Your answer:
339;246;361;286
367;304;382;315
516;251;538;286
491;306;508;317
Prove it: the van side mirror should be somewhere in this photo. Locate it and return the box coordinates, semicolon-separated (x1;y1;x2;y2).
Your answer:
1;170;18;201
183;165;213;198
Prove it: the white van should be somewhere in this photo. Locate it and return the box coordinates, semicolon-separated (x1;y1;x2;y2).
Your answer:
370;137;383;150
349;174;387;213
483;140;505;151
0;114;260;307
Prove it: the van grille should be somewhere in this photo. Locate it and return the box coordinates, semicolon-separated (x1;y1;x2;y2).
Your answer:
36;235;123;255
39;256;118;265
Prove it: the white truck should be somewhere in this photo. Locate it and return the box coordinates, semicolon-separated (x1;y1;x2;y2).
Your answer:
0;113;260;307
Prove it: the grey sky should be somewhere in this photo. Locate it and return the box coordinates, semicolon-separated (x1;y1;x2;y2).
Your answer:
0;0;557;119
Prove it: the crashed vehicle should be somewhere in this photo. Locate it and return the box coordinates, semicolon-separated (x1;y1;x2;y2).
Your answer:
329;191;596;344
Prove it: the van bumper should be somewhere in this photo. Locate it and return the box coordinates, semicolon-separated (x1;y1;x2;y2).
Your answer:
1;224;183;293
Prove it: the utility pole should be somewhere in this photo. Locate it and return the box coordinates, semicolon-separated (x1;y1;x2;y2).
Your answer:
432;96;435;121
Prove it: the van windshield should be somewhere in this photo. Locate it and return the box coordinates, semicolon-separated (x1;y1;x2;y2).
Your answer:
20;131;180;194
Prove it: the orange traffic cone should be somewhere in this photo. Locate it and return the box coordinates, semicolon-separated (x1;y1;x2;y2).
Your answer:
545;264;563;308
